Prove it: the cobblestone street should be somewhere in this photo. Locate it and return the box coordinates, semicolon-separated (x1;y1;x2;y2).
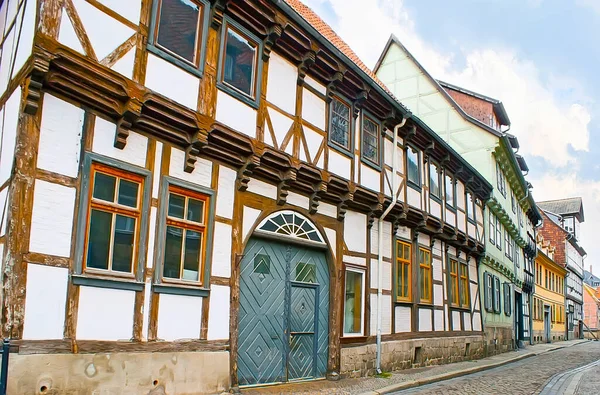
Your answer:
394;342;600;395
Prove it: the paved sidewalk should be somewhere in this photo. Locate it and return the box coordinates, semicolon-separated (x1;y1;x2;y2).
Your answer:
239;339;590;395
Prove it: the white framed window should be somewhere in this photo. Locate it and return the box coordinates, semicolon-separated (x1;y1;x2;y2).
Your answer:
489;211;495;244
343;267;365;336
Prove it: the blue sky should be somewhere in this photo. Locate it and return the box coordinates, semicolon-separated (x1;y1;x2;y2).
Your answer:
303;0;599;272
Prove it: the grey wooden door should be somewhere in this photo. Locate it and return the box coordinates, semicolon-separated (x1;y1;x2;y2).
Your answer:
238;237;329;386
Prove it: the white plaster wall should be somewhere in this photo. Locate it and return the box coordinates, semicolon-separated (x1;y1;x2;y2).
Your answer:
169;148;212;188
361;165;380;192
418;308;432;331
93;117;147;168
370;220;392;259
97;0;141;24
473;312;482;331
370;294;392;335
430;200;441;219
302;88;326;130
58;9;84;56
146;207;157;268
207;285;230;340
211;222;232;278
141;283;151;341
452;310;461;331
304;76;326;95
395;305;411;332
396;225;410;240
343;255;366;266
111;46;135;79
23;264;68;340
242;206;261;242
266;52;297;115
77;286;135;340
328;149;351;180
72;0;135;61
152;142;163;199
216;165;236;219
344;211;367;253
468;222;476;239
11;0;36;80
434;309;444;331
407;187;421;209
456;181;465;209
37;95;84;177
463;312;472;331
317;202;337;218
457;211;466;233
146;54;199;110
216;90;257;138
0;87;21;184
433;284;443;306
157;294;202;341
445;305;449;331
286;192;309;210
471;283;479;311
324;228;336;259
432;258;442;282
445;209;456;227
29;181;76;257
369;259;391;290
246;178;277;200
268;108;293;152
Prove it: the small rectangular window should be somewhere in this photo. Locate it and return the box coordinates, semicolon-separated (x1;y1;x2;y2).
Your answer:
84;164;143;276
449;259;459;306
445;174;454;207
511;192;516;214
419;248;432;303
361;115;380;166
503;282;511;316
484;272;493;312
396;240;412;301
493;276;501;313
153;0;205;66
489;211;495;244
466;192;475;221
407;146;420;185
329;97;352;152
429;162;440;198
343;268;364;335
459;262;470;308
495;217;502;249
162;185;209;284
220;22;259;100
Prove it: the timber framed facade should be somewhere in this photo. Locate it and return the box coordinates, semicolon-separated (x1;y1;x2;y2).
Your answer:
0;0;493;392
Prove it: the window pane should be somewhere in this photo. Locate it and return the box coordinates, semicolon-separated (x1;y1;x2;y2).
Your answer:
331;98;350;148
420;267;425;299
164;226;183;279
93;172;116;202
344;270;362;334
168;193;185;219
429;163;439;197
183;229;202;281
445;175;454;205
224;27;256;96
362;118;379;163
118;179;139;208
187;198;204;223
86;209;112;270
296;262;316;283
112;215;136;273
403;263;409;297
156;0;201;64
407;147;419;184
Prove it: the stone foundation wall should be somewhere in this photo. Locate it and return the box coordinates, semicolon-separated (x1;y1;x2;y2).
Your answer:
532;330;566;344
340;335;485;378
483;326;514;356
7;350;230;394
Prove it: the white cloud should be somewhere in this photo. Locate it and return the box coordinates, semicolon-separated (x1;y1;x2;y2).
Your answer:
577;0;600;15
531;172;599;273
302;0;591;167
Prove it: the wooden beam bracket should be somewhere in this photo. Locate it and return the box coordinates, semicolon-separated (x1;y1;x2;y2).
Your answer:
236;154;261;191
114;98;142;149
184;128;209;173
262;23;284;61
276;167;297;206
23;50;53;115
297;50;316;84
309;180;327;214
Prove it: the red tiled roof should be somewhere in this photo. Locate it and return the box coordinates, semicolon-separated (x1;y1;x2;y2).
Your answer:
283;0;400;103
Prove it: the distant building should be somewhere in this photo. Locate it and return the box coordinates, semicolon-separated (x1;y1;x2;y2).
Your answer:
584;267;600;288
537;198;586;339
583;284;600;338
533;236;567;343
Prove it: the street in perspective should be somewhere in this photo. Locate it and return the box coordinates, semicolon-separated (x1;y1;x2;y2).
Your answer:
0;0;598;394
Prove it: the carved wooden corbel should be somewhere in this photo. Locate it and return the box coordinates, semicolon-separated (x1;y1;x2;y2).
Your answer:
352;90;368;119
404;124;417;143
336;191;354;221
326;71;344;103
23;52;52;115
114;98;142;149
297;51;316;84
263;24;284;61
309;180;327;215
367;199;384;229
184;128;209;173
392;210;407;236
423;141;435;164
276;168;297;206
236;154;261;191
210;0;228;29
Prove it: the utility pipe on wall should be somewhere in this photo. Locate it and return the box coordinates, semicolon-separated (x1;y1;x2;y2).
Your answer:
376;118;406;374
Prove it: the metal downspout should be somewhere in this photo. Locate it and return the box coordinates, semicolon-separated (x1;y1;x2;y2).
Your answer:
376;118;406;374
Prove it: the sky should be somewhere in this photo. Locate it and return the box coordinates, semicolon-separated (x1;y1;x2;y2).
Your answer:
301;0;600;273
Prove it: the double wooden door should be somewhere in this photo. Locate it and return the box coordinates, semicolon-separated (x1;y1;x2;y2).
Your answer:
237;237;329;386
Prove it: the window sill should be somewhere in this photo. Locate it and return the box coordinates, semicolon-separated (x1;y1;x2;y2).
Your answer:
217;83;259;109
360;156;382;172
328;139;353;159
407;180;421;191
430;194;442;204
147;44;203;78
449;305;471;312
467;218;476;225
341;335;367;344
153;283;210;297
72;274;145;292
394;299;412;306
445;204;456;212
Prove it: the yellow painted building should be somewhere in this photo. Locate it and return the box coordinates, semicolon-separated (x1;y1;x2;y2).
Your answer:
533;243;567;343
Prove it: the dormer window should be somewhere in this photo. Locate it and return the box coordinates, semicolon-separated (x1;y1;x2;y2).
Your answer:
563;216;575;236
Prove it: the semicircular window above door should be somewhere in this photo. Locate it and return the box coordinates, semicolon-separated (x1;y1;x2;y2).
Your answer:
255;210;325;244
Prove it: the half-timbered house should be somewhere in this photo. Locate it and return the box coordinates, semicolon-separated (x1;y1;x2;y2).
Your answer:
0;0;492;392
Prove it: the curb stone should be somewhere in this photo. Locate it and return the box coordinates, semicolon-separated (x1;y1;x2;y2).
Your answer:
358;340;589;395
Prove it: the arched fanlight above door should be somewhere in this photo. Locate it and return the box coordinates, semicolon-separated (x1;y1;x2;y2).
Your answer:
255;210;326;245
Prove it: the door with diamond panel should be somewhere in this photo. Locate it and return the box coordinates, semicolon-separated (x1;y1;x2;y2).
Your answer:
238;236;329;386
